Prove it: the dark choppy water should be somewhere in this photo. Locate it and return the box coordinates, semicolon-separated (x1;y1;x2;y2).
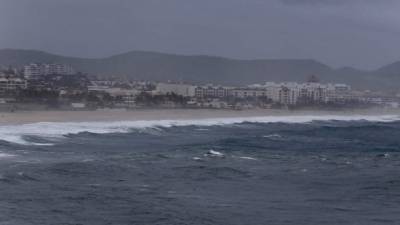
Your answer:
1;116;400;225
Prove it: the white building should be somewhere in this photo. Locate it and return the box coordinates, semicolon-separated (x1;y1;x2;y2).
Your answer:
156;83;196;97
44;64;75;75
232;88;268;98
23;63;42;79
194;85;233;98
24;63;75;79
325;84;352;102
244;82;352;105
0;77;27;95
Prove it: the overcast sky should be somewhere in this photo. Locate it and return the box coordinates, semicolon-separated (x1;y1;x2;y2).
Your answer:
0;0;399;69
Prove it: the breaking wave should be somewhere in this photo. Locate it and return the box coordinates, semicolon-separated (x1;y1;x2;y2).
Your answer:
0;114;399;145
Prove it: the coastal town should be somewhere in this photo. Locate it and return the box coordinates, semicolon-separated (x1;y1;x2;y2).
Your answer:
0;63;399;111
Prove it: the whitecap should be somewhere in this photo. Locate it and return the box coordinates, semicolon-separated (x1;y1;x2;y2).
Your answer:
32;143;55;146
238;156;258;160
195;128;209;131
0;152;16;159
204;150;224;157
263;134;282;139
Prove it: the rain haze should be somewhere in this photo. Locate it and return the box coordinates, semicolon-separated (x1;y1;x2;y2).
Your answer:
0;0;399;69
2;1;400;225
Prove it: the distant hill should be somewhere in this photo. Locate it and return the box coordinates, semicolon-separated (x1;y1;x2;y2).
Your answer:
0;49;399;90
374;61;400;83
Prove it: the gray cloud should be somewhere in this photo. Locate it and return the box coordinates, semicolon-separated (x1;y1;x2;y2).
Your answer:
281;0;349;5
280;0;394;5
0;0;399;69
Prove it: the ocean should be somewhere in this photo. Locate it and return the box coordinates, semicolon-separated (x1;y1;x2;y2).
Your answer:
1;115;400;225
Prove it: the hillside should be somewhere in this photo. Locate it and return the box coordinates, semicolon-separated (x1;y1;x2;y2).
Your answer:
0;49;398;90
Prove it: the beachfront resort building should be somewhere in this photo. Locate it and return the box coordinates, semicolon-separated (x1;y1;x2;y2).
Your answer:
243;82;352;105
0;77;27;95
156;83;234;99
154;81;353;106
194;85;233;98
156;83;196;97
24;63;75;79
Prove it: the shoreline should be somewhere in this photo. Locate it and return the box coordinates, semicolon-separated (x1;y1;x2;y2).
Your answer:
1;108;399;125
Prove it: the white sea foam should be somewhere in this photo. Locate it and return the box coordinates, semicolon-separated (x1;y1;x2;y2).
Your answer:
0;114;399;145
205;150;225;157
263;134;282;139
32;143;55;146
0;152;16;159
238;156;258;160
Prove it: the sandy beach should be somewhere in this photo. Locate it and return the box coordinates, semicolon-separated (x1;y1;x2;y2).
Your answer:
0;108;399;125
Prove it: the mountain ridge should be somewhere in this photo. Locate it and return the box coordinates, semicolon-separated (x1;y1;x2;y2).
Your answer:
0;49;398;90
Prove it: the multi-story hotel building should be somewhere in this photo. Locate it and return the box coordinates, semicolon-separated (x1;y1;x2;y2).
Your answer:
0;77;27;95
24;63;75;79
